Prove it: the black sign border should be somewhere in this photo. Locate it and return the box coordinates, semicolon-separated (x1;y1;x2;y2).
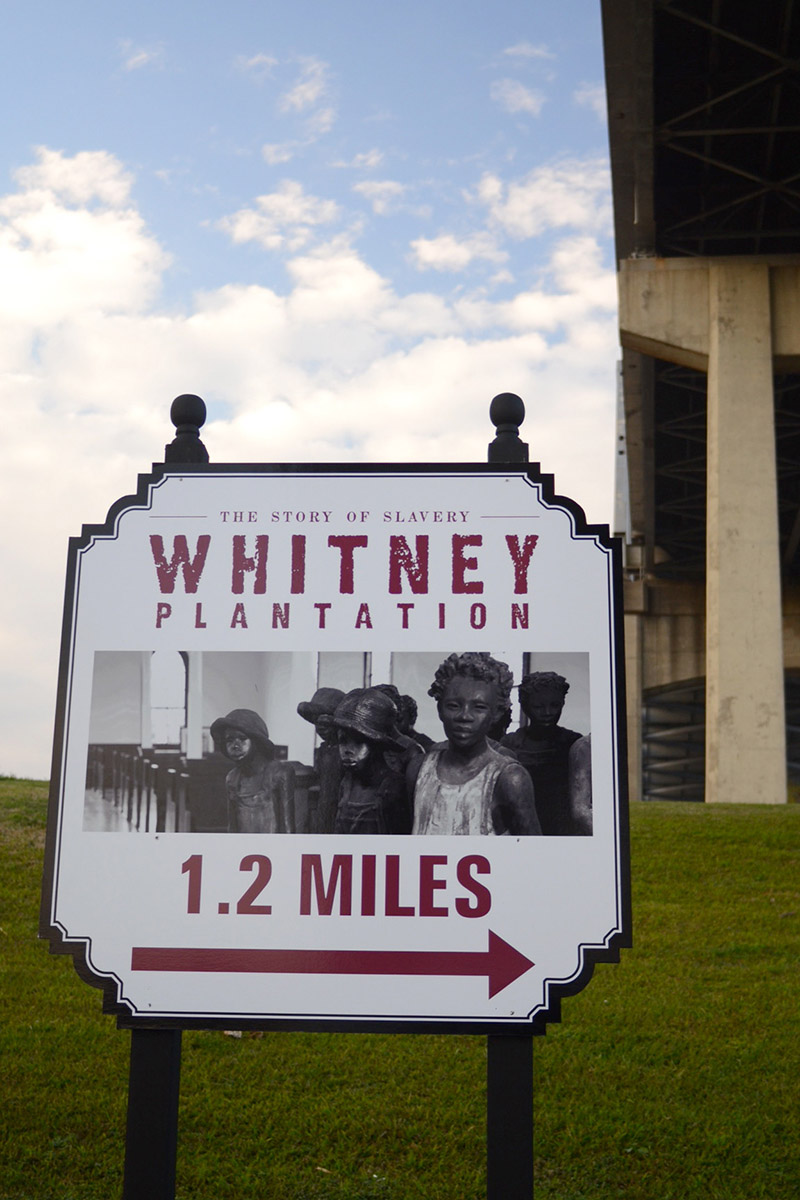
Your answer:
40;459;631;1035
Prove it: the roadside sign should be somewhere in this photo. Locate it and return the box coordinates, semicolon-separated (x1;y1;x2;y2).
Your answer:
41;463;629;1032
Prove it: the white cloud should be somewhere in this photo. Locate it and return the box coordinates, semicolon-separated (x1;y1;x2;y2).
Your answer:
574;82;607;120
305;106;336;138
285;237;393;332
490;79;545;116
448;234;615;335
549;235;616;298
235;52;278;79
353;179;406;214
262;142;298;165
480;237;615;331
279;56;330;113
13;145;133;207
410;232;507;272
342;149;385;169
476;157;612;239
0;148;166;323
0;148;617;779
119;39;165;72
262;58;337;157
502;42;555;60
218;180;340;252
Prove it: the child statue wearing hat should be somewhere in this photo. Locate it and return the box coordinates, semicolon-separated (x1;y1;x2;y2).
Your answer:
210;709;294;834
332;688;411;835
296;687;345;834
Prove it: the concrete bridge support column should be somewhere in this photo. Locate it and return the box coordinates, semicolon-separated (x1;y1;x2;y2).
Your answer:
619;255;796;805
705;263;785;804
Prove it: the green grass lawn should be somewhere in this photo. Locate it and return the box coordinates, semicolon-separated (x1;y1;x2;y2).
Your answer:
3;778;799;1199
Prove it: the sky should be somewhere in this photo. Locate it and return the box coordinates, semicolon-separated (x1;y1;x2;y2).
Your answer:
0;0;618;780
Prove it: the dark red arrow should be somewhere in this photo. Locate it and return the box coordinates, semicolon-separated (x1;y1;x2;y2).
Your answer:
131;930;533;999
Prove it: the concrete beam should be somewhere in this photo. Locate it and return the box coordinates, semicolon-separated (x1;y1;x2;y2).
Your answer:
619;257;710;369
619;255;800;369
771;265;800;369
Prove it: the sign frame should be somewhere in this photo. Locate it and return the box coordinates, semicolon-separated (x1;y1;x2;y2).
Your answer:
40;458;631;1036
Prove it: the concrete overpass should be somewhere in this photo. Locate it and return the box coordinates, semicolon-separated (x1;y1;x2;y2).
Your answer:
601;0;800;804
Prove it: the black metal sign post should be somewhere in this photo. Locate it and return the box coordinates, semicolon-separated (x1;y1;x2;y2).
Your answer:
123;1028;182;1200
122;396;208;1200
486;394;534;1199
487;1034;534;1197
42;392;630;1200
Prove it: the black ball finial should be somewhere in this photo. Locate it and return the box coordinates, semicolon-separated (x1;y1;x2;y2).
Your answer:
170;393;207;431
488;392;528;463
165;394;209;464
490;392;525;431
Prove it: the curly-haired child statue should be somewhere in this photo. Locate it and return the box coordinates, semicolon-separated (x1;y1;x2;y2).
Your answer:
408;653;541;836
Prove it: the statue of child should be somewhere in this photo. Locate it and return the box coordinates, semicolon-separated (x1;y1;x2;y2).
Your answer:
210;709;293;833
297;687;345;833
502;672;584;835
332;689;411;834
409;653;540;836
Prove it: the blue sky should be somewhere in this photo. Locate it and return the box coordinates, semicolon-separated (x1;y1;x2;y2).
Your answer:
0;1;617;778
2;0;608;303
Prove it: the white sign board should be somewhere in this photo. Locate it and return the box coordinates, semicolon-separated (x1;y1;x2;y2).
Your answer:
42;465;630;1031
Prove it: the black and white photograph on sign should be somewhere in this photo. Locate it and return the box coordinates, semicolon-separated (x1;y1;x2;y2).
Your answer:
83;648;591;837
